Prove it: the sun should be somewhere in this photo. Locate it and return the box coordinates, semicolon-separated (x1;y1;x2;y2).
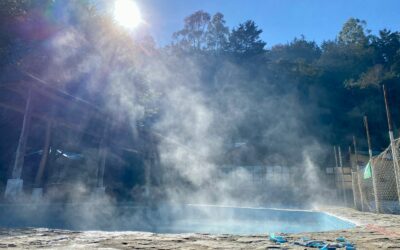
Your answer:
113;0;142;29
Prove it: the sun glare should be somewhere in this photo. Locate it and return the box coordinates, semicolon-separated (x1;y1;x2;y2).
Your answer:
113;0;142;29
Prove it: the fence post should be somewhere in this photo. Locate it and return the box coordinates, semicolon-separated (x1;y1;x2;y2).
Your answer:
95;121;110;197
338;146;347;206
382;85;400;206
333;146;339;200
353;136;365;211
334;146;338;168
4;87;33;199
32;121;52;201
349;146;356;208
364;116;380;213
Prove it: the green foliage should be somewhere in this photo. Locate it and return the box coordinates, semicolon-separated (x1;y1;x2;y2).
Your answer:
172;12;266;56
338;18;369;46
206;12;229;52
270;36;321;62
0;0;29;18
0;0;29;67
371;29;400;65
173;10;211;50
227;20;266;55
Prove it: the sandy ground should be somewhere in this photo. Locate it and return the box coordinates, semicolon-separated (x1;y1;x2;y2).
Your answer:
0;207;399;249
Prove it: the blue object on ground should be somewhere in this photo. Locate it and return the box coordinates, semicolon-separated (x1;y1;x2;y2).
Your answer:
336;236;346;242
294;239;326;248
321;244;337;250
269;233;287;243
293;236;355;250
344;242;356;250
307;240;326;248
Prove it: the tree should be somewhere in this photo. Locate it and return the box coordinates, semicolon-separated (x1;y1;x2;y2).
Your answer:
267;37;321;93
338;18;369;46
0;0;62;69
345;29;400;89
206;12;229;52
0;0;30;67
371;29;400;66
270;36;321;62
227;20;266;55
173;10;211;50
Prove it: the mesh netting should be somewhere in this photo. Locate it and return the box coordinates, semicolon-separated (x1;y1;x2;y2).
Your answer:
355;142;400;213
359;170;375;211
351;171;362;210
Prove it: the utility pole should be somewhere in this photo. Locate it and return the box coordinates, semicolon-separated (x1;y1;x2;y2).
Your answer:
364;115;380;213
382;84;400;206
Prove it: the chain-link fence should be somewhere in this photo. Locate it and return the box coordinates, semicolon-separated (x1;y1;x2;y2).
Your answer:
350;140;400;214
351;171;362;210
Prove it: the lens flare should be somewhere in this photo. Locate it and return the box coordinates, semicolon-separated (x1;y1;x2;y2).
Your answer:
113;0;142;29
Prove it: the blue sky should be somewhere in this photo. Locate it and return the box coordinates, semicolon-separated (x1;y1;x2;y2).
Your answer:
133;0;400;47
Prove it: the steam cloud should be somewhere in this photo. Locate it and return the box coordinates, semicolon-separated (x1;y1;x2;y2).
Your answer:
1;4;339;231
35;21;334;207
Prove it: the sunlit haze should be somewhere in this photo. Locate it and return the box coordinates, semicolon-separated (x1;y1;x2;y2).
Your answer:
113;0;142;29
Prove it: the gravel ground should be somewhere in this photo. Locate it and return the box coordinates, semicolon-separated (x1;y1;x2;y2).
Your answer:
0;206;399;249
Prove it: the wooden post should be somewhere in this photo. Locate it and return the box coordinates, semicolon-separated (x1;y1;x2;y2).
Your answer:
4;87;33;199
96;122;109;189
254;165;256;185
334;146;339;168
382;85;400;206
333;146;339;199
12;87;33;179
144;133;155;199
338;146;348;206
144;151;152;198
364;115;380;213
353;136;365;211
34;121;52;187
349;145;358;209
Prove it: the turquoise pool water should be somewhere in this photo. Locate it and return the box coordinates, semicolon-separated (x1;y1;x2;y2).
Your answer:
0;204;355;234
